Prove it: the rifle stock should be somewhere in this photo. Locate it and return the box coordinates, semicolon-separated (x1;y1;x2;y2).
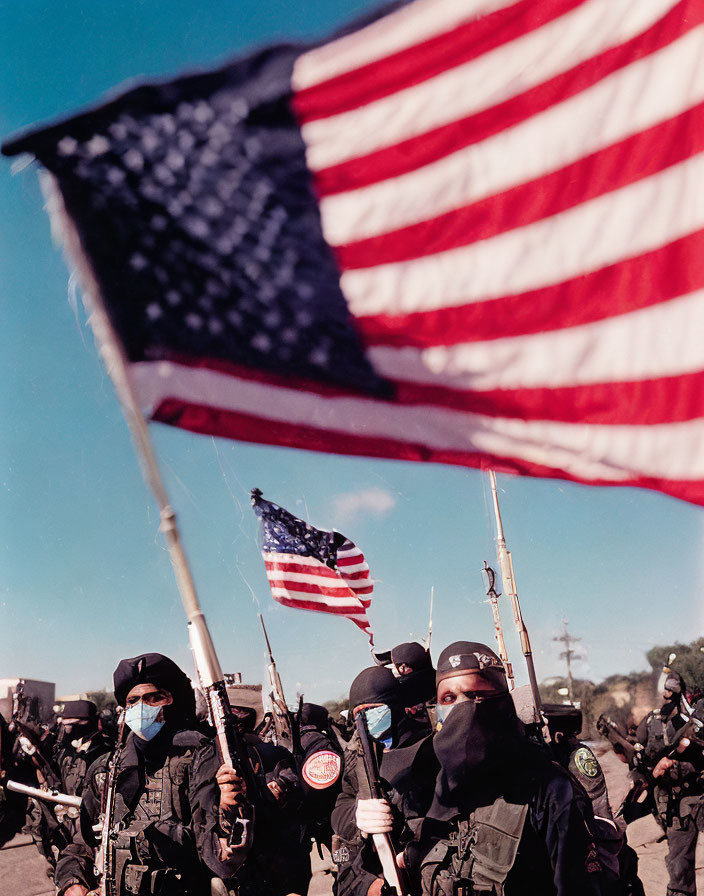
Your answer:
355;712;408;896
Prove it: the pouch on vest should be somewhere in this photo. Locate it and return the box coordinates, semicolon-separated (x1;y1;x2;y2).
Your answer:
114;822;186;895
420;798;528;896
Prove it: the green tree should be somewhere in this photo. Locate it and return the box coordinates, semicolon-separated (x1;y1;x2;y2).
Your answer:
646;638;704;691
323;696;349;719
85;689;117;713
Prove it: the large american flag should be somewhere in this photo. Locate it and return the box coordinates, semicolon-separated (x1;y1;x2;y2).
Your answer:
250;489;374;642
4;0;704;505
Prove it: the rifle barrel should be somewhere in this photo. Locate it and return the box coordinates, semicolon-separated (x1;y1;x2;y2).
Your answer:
5;780;82;809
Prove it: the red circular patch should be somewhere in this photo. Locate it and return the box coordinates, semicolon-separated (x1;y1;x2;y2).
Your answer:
302;750;342;789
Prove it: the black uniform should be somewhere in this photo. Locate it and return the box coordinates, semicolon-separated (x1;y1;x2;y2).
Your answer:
331;665;436;896
411;641;605;896
28;721;113;872
55;729;243;895
55;653;246;896
0;712;34;847
295;702;344;852
635;687;704;896
222;731;310;896
545;704;640;895
334;733;438;896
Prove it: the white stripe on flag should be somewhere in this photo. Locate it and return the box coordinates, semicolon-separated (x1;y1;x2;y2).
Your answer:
341;151;704;316
131;361;704;481
318;24;704;246
268;587;364;608
369;289;704;391
265;569;355;589
301;0;679;171
292;0;518;91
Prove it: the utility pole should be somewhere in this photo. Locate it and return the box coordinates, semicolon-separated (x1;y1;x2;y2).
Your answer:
553;619;581;705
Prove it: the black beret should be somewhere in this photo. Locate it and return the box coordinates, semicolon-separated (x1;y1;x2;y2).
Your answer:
61;700;97;720
349;666;400;711
113;653;195;717
436;641;507;692
391;642;432;671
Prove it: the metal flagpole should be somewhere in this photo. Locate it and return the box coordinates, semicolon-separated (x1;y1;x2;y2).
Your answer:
487;470;543;715
41;172;224;691
482;562;515;690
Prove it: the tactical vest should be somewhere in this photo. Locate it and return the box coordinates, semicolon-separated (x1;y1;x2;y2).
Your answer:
420;797;529;896
644;713;669;758
109;745;199;896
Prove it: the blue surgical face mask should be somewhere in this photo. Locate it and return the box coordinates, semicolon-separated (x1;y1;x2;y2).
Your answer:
436;703;453;726
125;701;165;741
364;704;393;746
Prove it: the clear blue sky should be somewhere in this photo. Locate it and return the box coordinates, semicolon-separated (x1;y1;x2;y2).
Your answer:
1;0;702;705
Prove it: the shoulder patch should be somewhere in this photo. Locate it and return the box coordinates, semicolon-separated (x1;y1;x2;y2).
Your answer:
302;750;342;789
573;746;599;778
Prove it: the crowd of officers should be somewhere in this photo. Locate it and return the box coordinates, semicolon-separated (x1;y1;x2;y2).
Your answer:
1;640;703;896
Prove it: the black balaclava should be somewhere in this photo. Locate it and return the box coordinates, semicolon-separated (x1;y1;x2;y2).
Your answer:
394;642;436;710
392;642;432;672
60;700;98;740
349;666;399;710
113;653;195;748
300;702;330;731
430;641;525;820
349;666;403;746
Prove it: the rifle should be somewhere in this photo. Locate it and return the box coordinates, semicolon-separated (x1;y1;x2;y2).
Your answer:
596;715;641;766
597;713;704;823
258;614;294;752
4;779;82;809
482;562;514;691
189;620;257;848
354;711;408;896
11;719;61;790
95;709;126;896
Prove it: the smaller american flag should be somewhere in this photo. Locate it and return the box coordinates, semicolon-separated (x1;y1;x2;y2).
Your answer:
251;488;374;643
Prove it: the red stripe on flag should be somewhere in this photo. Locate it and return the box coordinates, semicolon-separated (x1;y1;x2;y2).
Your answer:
152;399;704;506
357;230;704;347
271;595;370;616
293;0;584;123
393;370;704;425
311;0;701;196
337;554;367;567
335;104;704;270
265;558;370;580
267;577;373;597
341;569;371;581
265;559;340;578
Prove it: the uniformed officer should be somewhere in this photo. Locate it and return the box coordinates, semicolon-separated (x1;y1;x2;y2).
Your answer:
546;705;644;896
55;653;250;896
634;672;704;896
27;699;114;874
294;702;344;853
332;665;438;896
410;641;605;896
